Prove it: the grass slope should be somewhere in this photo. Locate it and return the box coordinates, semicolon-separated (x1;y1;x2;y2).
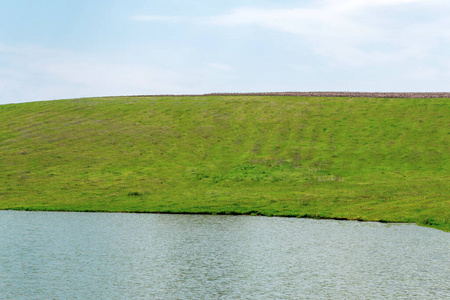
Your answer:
1;95;449;231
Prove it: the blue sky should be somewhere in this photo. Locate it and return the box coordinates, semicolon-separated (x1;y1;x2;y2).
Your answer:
1;0;449;104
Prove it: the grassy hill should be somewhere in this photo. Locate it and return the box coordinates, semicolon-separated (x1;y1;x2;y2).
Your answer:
1;95;448;231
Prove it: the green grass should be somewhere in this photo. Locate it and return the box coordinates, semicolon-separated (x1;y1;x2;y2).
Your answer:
1;95;448;231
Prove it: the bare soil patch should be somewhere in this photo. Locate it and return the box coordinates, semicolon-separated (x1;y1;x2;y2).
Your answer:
131;92;450;98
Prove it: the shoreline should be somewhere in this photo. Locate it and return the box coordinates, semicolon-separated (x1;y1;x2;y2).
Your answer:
1;207;423;226
1;208;445;232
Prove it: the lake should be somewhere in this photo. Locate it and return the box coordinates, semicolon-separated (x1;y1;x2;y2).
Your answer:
0;211;449;299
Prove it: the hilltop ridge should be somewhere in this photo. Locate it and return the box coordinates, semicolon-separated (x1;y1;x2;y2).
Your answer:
114;92;450;99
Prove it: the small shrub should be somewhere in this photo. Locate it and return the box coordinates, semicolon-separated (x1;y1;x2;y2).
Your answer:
128;192;142;196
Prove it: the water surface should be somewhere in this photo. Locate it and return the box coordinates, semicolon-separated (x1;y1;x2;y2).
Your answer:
0;211;449;299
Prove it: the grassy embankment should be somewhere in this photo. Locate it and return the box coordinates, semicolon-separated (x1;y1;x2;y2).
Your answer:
0;95;448;231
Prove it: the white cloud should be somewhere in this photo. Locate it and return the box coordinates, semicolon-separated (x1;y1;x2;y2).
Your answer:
0;45;198;104
0;43;246;104
326;0;427;11
208;0;450;66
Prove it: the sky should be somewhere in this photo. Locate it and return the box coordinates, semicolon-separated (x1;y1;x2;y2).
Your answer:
1;0;449;104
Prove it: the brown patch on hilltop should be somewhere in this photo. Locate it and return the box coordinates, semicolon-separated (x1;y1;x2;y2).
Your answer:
129;92;450;98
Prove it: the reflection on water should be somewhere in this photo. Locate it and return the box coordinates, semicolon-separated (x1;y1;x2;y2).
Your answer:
0;211;449;299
